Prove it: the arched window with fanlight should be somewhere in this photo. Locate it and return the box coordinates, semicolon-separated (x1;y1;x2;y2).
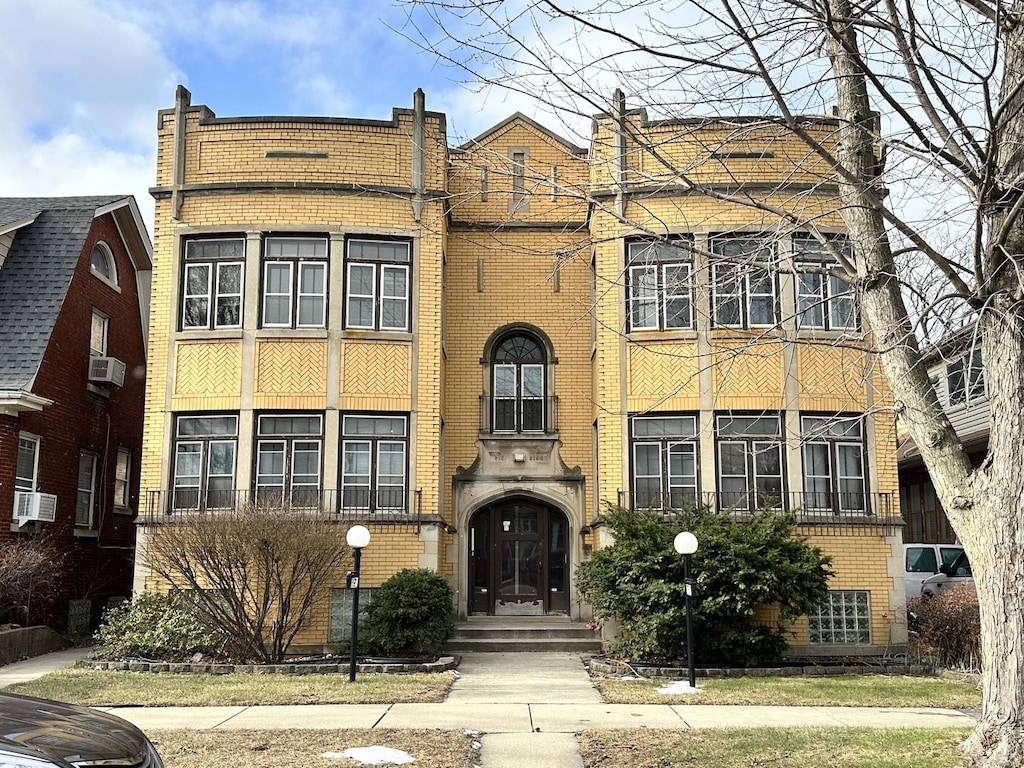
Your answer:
89;242;118;288
492;333;546;433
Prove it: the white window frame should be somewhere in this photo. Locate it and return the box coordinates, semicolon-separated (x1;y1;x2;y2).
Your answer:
172;415;239;510
340;415;409;513
947;347;985;407
710;236;778;328
16;433;40;492
344;239;412;332
794;235;857;331
254;414;324;506
630;415;699;509
76;452;97;528
801;415;866;514
626;240;694;332
89;242;119;288
114;447;131;509
90;311;108;356
261;237;328;329
715;414;784;511
181;238;245;330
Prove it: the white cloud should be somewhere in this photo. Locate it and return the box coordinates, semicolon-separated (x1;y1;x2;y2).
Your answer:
0;0;179;237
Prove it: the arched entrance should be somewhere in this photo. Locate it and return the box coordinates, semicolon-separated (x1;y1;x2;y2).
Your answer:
468;498;569;615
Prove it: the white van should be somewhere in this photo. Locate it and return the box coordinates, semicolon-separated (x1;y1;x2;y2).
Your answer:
903;543;964;600
920;550;974;597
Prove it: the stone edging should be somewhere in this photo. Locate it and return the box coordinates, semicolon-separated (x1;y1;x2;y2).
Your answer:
589;657;932;679
76;656;459;675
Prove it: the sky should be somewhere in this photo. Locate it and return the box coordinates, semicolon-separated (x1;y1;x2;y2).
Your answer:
0;0;555;237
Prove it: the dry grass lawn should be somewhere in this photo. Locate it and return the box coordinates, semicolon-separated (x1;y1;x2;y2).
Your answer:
596;674;981;708
8;669;454;706
150;729;478;768
578;727;972;767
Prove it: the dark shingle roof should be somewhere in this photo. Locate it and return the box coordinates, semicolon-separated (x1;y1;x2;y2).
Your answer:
0;196;131;390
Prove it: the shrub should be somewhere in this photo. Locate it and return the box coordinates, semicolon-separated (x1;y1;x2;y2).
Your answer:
361;569;454;655
908;585;981;672
575;505;833;666
93;591;227;661
144;504;351;662
0;534;64;626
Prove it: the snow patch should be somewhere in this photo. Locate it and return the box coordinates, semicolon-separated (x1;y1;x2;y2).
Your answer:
322;746;415;764
657;681;701;695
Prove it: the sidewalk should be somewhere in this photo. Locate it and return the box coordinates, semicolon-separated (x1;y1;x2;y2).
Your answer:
0;649;979;768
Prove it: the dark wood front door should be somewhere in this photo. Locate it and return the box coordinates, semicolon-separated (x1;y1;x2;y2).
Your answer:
469;500;569;615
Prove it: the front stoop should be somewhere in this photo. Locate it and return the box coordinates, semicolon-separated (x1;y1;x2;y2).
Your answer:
446;617;603;653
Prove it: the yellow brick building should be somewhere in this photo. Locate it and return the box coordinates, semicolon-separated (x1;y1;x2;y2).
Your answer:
137;86;906;655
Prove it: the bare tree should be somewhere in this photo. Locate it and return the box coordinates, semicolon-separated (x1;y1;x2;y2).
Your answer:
0;534;64;626
403;1;1024;763
145;504;351;663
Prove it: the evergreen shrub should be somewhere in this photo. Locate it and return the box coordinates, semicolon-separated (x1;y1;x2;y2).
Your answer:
361;568;455;655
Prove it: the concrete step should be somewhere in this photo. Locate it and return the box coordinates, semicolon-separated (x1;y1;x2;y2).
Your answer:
446;618;602;653
446;637;602;653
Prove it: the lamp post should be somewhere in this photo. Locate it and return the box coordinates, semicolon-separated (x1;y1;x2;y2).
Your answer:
673;531;699;690
346;525;371;682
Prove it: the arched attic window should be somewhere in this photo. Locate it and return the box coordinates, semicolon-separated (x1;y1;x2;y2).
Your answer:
90;242;118;288
492;332;546;433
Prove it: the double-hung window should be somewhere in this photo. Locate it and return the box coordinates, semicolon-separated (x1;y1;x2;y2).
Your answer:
946;346;985;406
254;414;323;507
631;415;699;510
15;434;39;492
716;413;784;511
262;237;328;328
76;452;97;528
341;415;408;513
172;415;238;510
710;235;777;328
90;311;108;356
182;238;244;330
794;235;857;330
345;239;411;331
801;415;866;514
114;447;131;509
626;239;694;331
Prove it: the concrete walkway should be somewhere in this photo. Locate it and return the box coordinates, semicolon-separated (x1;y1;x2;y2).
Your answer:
0;649;979;768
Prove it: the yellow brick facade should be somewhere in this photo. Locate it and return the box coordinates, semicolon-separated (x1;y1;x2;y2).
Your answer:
138;89;905;654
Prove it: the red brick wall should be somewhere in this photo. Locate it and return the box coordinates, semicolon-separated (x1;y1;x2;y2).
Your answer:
12;212;147;630
0;416;17;542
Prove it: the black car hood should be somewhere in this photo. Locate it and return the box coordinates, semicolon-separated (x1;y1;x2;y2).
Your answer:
0;691;153;767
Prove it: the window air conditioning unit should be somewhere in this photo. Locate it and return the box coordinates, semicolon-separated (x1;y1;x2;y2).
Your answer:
89;356;126;387
13;491;57;527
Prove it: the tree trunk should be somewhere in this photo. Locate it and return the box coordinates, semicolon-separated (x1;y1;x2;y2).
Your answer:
961;2;1024;758
823;0;1024;763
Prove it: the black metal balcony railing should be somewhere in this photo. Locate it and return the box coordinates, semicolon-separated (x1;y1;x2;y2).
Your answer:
144;488;423;530
479;395;559;434
615;490;900;535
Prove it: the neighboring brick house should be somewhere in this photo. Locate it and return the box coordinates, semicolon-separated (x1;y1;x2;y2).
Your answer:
137;86;905;656
0;196;151;633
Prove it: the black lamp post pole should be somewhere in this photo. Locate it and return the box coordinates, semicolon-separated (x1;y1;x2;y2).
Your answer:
684;551;696;689
348;545;362;683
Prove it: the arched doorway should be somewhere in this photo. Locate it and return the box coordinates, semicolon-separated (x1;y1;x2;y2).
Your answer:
468;498;569;615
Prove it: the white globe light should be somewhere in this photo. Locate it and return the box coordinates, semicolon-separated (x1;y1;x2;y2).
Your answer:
674;531;698;555
346;524;371;549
